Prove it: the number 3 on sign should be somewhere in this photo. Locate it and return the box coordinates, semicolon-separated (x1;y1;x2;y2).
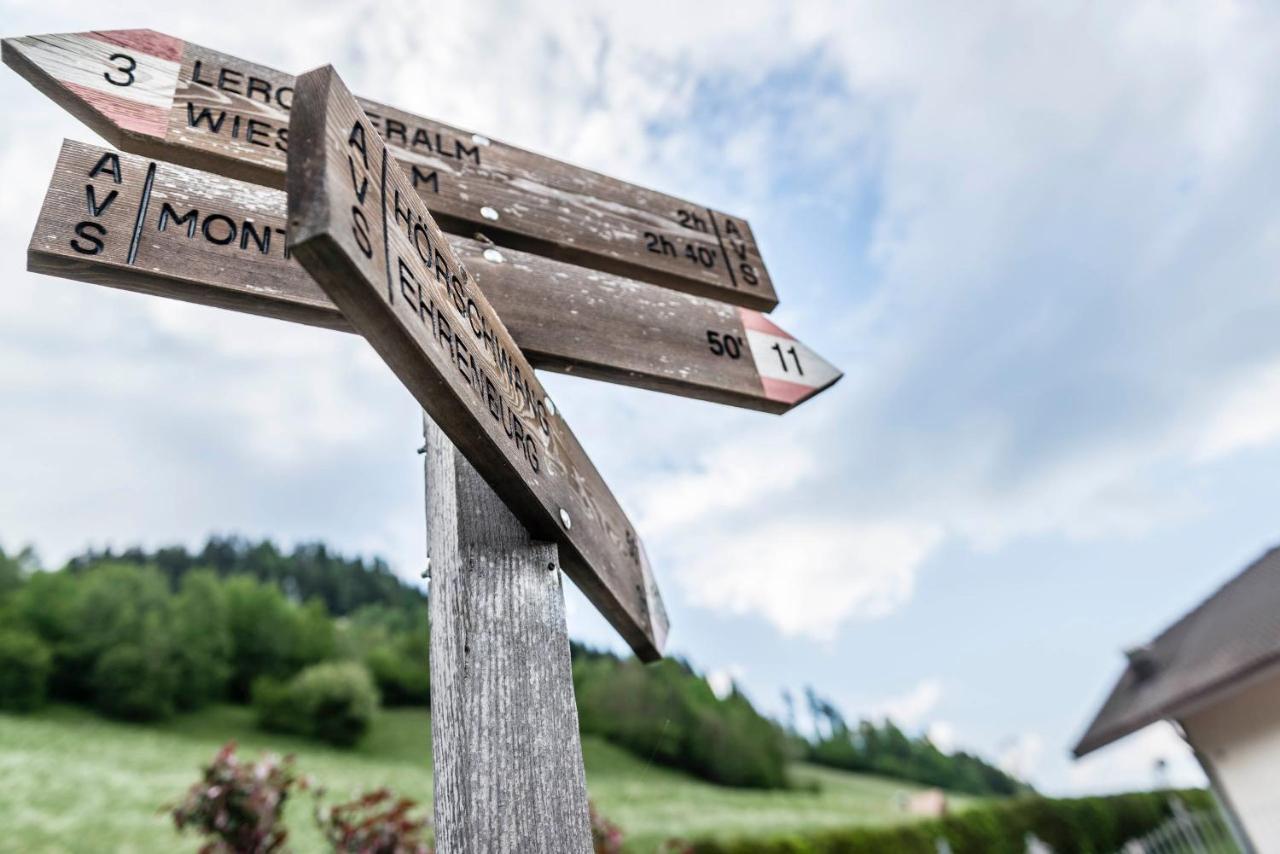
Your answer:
104;53;136;86
771;342;804;375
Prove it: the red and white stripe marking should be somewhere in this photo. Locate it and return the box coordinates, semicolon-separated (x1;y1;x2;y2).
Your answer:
8;30;182;137
740;309;842;405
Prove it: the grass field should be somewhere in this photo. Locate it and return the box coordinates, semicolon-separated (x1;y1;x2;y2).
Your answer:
0;705;966;852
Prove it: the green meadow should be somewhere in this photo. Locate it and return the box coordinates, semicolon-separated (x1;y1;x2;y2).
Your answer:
0;705;964;853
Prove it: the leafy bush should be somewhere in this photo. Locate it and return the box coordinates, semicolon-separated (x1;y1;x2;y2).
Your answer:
255;661;379;747
574;649;788;789
682;790;1218;854
172;741;302;853
0;628;52;712
339;604;430;707
92;639;178;720
365;645;430;706
69;565;179;720
315;788;431;853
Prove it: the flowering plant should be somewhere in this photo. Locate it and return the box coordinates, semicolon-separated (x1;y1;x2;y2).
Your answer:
314;787;431;854
171;741;303;854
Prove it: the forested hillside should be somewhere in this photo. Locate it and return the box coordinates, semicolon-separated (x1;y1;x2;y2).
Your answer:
802;689;1027;796
1;538;1025;796
66;536;423;616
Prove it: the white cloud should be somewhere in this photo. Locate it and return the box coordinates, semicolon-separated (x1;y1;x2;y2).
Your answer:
998;732;1045;781
634;437;817;539
1194;357;1280;462
1069;722;1205;794
706;664;746;701
675;516;939;640
927;720;956;753
870;678;944;730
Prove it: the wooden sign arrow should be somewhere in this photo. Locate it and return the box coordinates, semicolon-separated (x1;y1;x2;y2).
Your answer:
4;28;778;311
286;64;667;660
29;140;840;413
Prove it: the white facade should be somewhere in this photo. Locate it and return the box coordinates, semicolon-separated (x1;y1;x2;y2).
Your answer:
1181;667;1280;852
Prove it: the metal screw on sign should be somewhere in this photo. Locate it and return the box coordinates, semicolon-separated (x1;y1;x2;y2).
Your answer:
559;508;572;530
481;206;500;221
483;248;505;263
545;397;557;417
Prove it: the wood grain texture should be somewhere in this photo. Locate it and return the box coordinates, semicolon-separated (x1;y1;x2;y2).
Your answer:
4;28;778;310
28;140;840;413
424;415;592;853
288;65;666;660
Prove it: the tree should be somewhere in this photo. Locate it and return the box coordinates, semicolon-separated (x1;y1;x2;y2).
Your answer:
291;598;336;672
10;568;82;699
171;570;233;708
801;688;1029;796
68;564;178;719
224;576;298;700
0;544;38;603
0;628;52;712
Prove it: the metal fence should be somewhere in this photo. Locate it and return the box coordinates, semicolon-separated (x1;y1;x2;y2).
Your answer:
1119;800;1241;854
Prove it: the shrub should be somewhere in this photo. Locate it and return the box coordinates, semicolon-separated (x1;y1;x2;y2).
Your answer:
365;645;430;706
69;563;178;715
338;604;430;707
681;790;1219;854
172;741;302;853
315;788;431;853
0;628;52;712
91;637;178;720
255;661;379;747
591;802;624;854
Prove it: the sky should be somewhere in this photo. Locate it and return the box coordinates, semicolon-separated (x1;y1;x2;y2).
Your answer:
3;0;1280;795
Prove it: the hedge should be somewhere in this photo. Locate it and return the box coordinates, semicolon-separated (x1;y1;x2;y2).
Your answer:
254;661;379;747
685;790;1217;854
0;628;52;712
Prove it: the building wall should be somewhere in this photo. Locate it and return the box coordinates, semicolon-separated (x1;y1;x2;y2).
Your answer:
1182;668;1280;851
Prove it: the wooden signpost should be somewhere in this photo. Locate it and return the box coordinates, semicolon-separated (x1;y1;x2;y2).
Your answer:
7;25;845;850
4;28;779;310
29;140;840;414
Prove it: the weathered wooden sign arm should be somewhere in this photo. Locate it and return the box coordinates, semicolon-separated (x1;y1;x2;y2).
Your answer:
4;28;779;310
28;142;840;415
285;63;666;662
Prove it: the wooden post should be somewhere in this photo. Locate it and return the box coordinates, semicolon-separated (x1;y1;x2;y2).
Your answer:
423;415;593;852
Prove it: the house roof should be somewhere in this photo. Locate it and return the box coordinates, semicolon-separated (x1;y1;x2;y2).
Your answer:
1073;546;1280;757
